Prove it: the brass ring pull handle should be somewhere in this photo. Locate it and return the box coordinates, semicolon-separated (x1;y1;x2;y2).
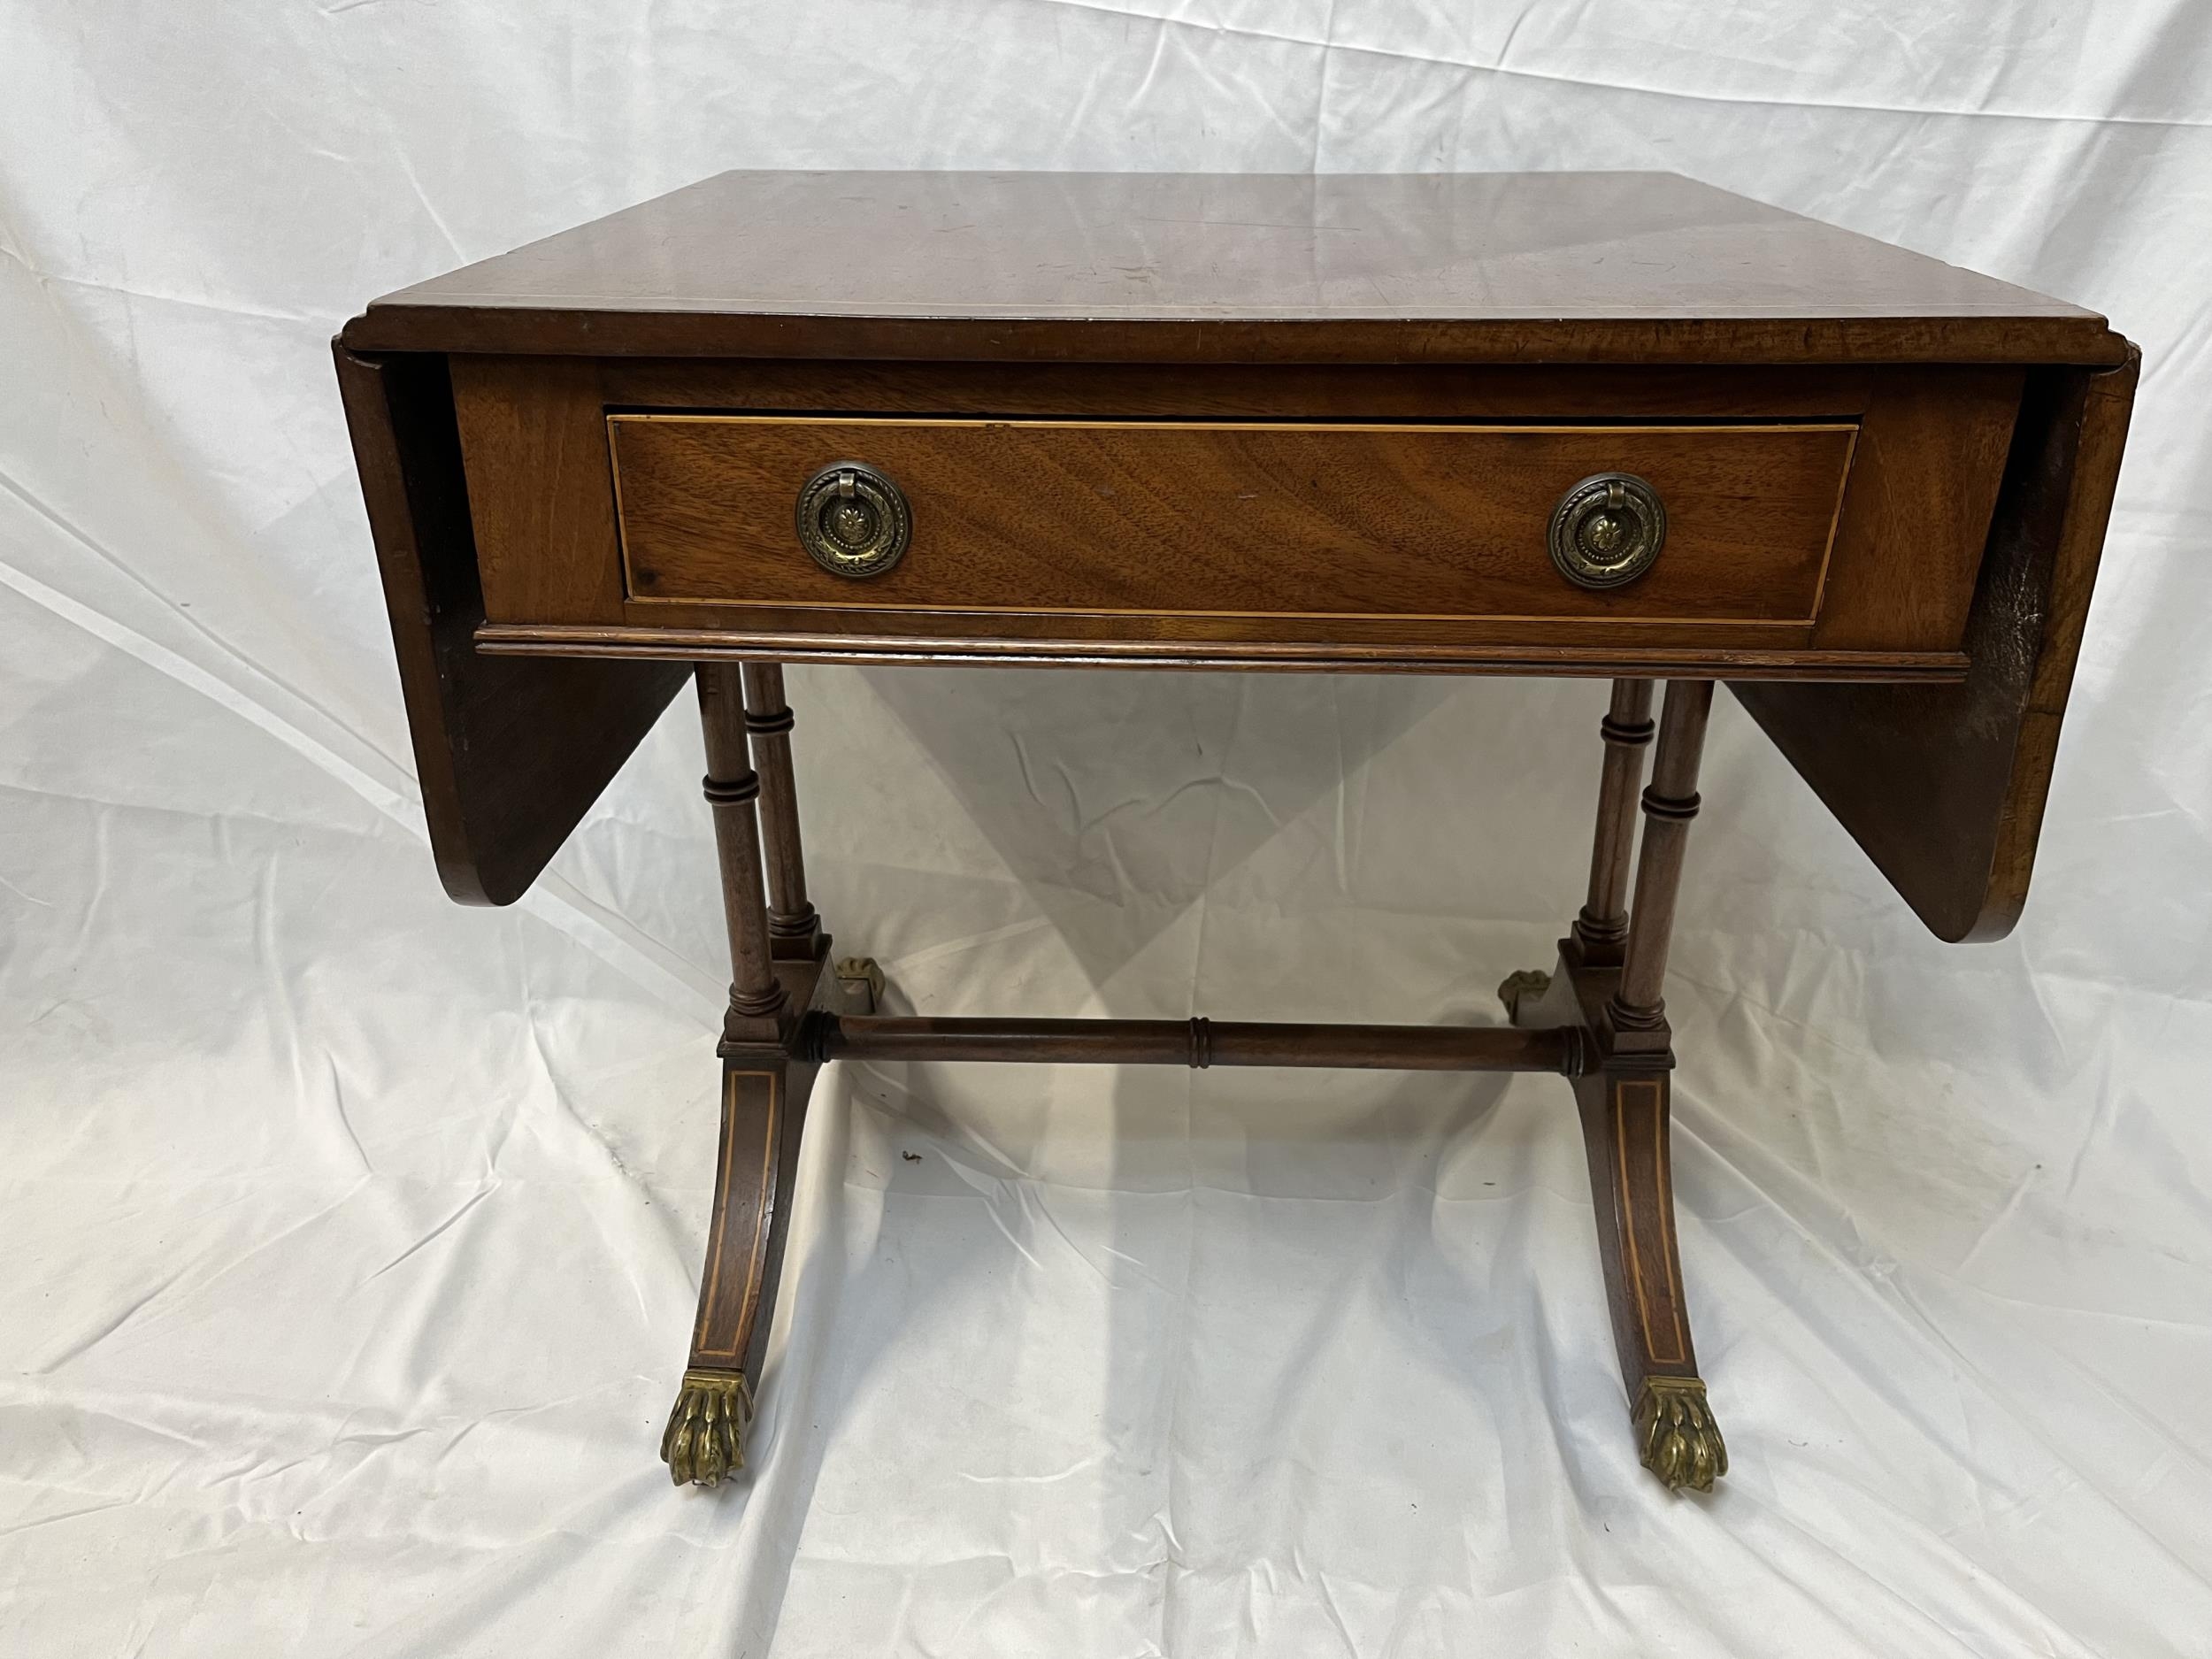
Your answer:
795;460;911;579
1548;472;1667;590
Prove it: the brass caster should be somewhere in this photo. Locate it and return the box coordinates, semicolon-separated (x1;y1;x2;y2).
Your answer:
1633;1375;1727;1493
661;1368;754;1487
834;956;886;1014
1497;968;1552;1023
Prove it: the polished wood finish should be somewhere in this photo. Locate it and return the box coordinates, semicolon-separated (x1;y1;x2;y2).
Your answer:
610;359;2022;666
603;355;1976;421
1579;1066;1700;1386
449;352;2018;677
695;664;787;1042
1731;350;2140;940
667;950;836;1486
480;625;1967;681
349;173;2115;920
610;415;1856;625
740;662;819;957
1572;679;1655;968
1567;1045;1724;1488
333;170;2137;1495
332;345;689;905
687;1059;801;1376
805;1014;1578;1073
1508;703;1727;1489
1611;680;1716;1039
452;356;627;623
1803;368;2020;653
341;171;2122;367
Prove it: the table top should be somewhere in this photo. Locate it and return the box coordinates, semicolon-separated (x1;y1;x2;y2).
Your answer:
333;170;2138;940
341;170;2121;366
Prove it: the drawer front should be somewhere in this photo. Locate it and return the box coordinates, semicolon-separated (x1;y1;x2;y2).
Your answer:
609;416;1856;626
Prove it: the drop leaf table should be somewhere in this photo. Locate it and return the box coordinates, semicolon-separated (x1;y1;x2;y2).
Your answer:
334;171;2134;1494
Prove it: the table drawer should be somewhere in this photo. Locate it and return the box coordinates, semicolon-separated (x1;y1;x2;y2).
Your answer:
609;416;1856;626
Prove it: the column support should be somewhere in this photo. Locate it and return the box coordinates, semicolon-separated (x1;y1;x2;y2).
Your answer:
1607;679;1715;1049
740;662;823;959
697;664;787;1048
1571;678;1657;971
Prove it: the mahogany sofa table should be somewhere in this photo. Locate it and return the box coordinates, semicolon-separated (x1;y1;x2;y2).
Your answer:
334;170;2135;1494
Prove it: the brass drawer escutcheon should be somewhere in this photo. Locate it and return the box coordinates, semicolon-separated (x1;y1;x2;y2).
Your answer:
795;460;910;579
1549;472;1667;590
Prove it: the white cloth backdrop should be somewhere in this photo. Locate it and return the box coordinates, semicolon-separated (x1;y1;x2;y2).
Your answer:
4;4;2209;1654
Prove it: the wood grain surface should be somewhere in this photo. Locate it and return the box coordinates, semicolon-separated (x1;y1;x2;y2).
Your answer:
331;344;689;905
610;415;1857;626
474;624;1965;680
334;172;2132;933
446;352;2013;672
687;952;832;1383
1731;349;2139;941
340;172;2123;366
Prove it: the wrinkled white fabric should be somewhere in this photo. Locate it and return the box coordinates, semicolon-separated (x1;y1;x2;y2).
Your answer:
3;4;2209;1655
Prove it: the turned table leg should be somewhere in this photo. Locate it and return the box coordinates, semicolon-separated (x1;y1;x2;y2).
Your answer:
741;662;823;959
1575;679;1657;971
1502;678;1654;1019
699;664;787;1048
739;661;889;1009
664;664;810;1488
1596;679;1724;1490
1608;680;1713;1043
1508;678;1726;1492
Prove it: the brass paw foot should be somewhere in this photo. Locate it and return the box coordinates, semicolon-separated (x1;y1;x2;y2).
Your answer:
1497;969;1552;1022
661;1369;754;1487
834;956;886;1013
1634;1376;1727;1492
